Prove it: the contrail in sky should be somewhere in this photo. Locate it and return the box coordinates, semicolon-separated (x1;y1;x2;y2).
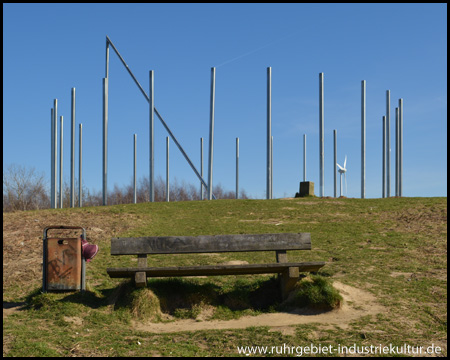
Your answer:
215;32;295;68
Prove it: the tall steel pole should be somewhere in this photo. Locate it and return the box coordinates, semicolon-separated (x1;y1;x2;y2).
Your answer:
361;80;366;199
267;67;272;200
51;108;54;208
399;98;403;197
53;99;58;209
236;137;239;199
271;135;273;198
319;73;324;197
200;137;204;200
395;107;399;197
70;88;75;207
303;134;306;182
103;38;109;206
79;123;82;207
166;137;170;202
59;116;63;208
149;70;155;202
333;129;337;198
382;116;386;198
386;90;391;197
207;67;216;200
102;77;108;206
134;134;137;204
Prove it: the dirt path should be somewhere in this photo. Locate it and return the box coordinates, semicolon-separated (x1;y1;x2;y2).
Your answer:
132;281;385;334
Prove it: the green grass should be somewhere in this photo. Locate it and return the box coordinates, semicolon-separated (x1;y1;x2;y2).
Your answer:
3;196;447;356
287;275;343;311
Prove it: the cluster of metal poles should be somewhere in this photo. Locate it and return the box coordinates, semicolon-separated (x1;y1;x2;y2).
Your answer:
382;94;403;197
305;77;403;199
50;90;83;209
51;36;404;208
102;36;215;206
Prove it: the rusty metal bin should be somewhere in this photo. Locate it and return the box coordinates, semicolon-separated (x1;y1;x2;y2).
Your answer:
43;226;86;292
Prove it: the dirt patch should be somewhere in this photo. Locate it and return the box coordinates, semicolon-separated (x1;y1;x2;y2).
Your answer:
63;316;83;326
132;281;385;333
378;204;447;236
3;302;27;319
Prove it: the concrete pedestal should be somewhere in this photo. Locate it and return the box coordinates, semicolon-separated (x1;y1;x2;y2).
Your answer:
295;181;315;197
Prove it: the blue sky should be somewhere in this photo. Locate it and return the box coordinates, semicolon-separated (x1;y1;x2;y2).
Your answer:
3;3;447;200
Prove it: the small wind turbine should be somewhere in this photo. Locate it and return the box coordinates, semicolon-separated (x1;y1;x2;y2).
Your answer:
337;155;347;197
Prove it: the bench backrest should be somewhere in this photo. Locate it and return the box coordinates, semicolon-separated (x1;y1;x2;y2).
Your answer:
111;233;311;255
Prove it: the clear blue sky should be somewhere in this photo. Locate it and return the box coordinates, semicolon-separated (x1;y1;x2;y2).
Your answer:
3;3;447;200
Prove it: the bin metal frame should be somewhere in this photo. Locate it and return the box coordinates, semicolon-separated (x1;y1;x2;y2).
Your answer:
43;225;86;292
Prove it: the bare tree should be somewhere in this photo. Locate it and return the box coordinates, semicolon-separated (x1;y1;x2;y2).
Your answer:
3;164;251;212
3;164;49;211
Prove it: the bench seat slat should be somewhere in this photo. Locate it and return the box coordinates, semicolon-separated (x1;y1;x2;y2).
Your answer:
107;261;325;278
111;233;311;255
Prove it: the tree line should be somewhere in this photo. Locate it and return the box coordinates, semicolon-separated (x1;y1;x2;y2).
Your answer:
3;164;249;212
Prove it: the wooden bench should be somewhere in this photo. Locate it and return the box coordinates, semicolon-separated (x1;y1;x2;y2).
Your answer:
106;233;325;299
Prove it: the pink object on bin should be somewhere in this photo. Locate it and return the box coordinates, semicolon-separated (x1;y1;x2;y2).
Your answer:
81;235;99;263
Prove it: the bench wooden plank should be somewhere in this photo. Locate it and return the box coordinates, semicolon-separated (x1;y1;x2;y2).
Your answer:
107;261;325;278
111;233;312;255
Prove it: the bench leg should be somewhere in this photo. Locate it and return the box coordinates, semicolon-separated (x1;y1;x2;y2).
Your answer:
280;267;299;300
135;272;147;288
135;254;147;288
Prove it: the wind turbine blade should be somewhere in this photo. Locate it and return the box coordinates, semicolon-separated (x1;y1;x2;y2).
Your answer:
344;155;347;169
337;163;344;171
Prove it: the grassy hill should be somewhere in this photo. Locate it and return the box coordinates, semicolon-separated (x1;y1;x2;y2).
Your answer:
3;197;447;356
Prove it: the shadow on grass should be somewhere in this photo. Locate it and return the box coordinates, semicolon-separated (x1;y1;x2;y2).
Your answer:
22;272;341;321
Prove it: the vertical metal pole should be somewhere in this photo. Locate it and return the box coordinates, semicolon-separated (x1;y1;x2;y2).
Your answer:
59;116;63;208
134;134;137;204
53;99;58;209
267;67;272;200
103;37;109;206
303;134;306;182
236;137;239;199
207;67;216;200
105;38;109;79
395;107;399;197
70;88;75;208
399;98;403;197
51;108;54;208
149;70;155;202
333;129;337;198
319;73;324;197
386;90;391;197
200;137;204;200
79;123;82;207
361;80;366;199
166;137;169;202
102;78;108;206
382;116;386;198
271;135;273;199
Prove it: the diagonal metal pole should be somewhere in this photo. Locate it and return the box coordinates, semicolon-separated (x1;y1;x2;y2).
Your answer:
106;36;215;199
